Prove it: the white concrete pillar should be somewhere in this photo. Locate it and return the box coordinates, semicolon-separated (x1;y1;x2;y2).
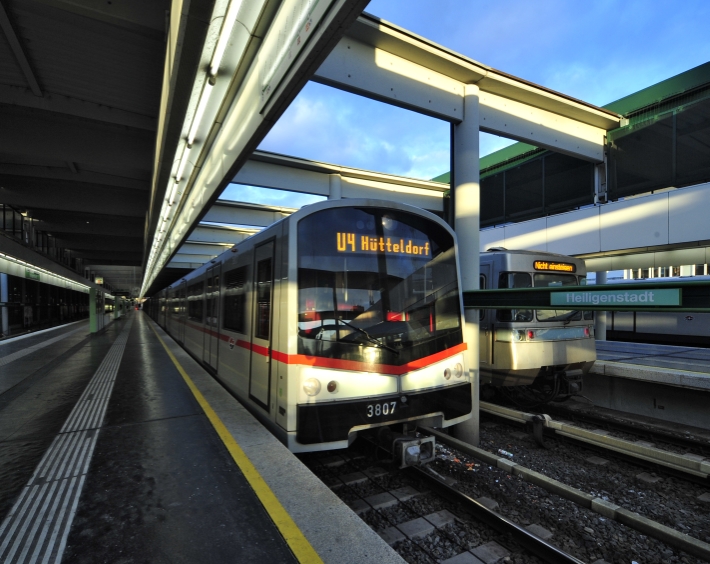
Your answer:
328;174;342;200
595;271;607;340
452;84;480;446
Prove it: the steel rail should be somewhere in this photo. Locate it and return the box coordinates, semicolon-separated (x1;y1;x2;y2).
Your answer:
479;402;710;481
409;465;586;564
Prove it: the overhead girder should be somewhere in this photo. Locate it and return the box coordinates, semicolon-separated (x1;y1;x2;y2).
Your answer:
187;225;259;245
0;161;149;191
27;209;144;237
314;35;616;162
47;234;143;252
178;242;233;256
30;0;168;37
234;151;446;211
0;84;156;130
0;106;155;171
0;176;149;217
204;200;297;227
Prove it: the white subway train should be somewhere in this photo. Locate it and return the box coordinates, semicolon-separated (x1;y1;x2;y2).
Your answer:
479;248;597;407
147;199;472;453
602;275;710;347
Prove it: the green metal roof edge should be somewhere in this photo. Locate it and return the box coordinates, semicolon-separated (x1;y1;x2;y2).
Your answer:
430;61;710;182
604;61;710;115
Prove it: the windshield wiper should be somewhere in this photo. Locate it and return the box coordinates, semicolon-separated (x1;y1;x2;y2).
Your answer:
338;318;400;355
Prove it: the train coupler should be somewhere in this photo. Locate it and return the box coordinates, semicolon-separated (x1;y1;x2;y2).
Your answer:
373;426;436;468
392;436;436;468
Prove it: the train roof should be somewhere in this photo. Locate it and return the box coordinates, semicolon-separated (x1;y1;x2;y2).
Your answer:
483;248;585;261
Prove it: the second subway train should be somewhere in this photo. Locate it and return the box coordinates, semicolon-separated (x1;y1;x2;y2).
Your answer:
479;248;596;407
147;199;472;453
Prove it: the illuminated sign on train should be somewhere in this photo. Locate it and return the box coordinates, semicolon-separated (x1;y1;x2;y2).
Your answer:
336;233;430;257
533;260;576;273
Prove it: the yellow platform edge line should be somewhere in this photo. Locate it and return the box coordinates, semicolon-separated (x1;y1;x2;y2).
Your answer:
148;321;323;564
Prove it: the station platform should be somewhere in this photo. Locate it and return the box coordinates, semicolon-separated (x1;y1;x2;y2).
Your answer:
0;312;404;564
593;340;710;390
586;340;710;429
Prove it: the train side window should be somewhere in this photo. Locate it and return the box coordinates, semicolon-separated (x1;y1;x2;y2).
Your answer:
187;281;204;322
255;258;272;339
479;274;486;321
496;272;532;322
224;266;248;333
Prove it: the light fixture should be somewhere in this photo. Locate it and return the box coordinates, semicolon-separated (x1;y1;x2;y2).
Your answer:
174;144;191;183
210;0;244;76
167;182;179;206
187;77;215;146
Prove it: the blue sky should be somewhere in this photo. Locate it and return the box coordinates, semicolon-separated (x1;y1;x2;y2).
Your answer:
222;0;710;206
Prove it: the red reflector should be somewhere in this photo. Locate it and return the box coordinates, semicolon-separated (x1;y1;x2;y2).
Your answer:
387;311;410;322
584;327;590;337
527;330;535;340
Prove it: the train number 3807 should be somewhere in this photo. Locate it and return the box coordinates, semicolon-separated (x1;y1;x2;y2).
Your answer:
366;402;397;418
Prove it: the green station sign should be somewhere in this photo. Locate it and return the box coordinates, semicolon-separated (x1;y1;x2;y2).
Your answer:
25;269;40;281
551;288;681;307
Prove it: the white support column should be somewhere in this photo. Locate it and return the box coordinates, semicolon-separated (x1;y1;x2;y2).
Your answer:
329;174;342;199
453;84;480;446
595;271;607;340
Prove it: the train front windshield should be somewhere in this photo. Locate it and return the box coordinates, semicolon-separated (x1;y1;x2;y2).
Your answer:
297;207;462;366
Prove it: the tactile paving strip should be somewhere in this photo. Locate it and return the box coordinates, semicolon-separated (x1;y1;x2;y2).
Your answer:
0;319;133;564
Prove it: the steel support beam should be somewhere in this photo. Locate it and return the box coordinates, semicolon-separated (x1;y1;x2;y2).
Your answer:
234;154;446;211
188;225;259;245
0;1;42;96
0;84;156;130
204;200;296;227
315;36;608;162
0;108;155;171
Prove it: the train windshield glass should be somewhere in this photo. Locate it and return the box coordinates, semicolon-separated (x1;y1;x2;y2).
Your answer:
534;273;582;322
297;207;462;366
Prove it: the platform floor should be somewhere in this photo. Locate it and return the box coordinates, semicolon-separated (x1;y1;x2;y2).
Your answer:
0;312;403;564
596;340;710;374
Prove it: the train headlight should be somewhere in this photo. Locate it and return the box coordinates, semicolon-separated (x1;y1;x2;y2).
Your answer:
443;368;452;380
454;363;464;378
514;330;525;341
303;378;321;396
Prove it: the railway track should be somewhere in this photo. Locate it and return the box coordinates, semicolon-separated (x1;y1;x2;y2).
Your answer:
480;401;710;483
418;414;710;562
301;444;584;564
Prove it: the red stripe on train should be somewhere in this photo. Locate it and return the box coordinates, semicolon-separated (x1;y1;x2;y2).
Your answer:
179;320;466;374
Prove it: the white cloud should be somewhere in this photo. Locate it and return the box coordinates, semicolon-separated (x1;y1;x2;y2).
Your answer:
259;82;449;180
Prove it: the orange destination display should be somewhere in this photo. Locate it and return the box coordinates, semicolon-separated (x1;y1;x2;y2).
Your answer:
336;232;431;257
533;260;576;273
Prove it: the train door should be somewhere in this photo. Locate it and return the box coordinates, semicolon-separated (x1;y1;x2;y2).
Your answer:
203;265;221;370
479;264;492;365
249;241;274;411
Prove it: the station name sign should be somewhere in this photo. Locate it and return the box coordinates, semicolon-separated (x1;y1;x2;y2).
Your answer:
551;289;681;306
534;260;576;273
336;233;430;257
24;269;40;281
